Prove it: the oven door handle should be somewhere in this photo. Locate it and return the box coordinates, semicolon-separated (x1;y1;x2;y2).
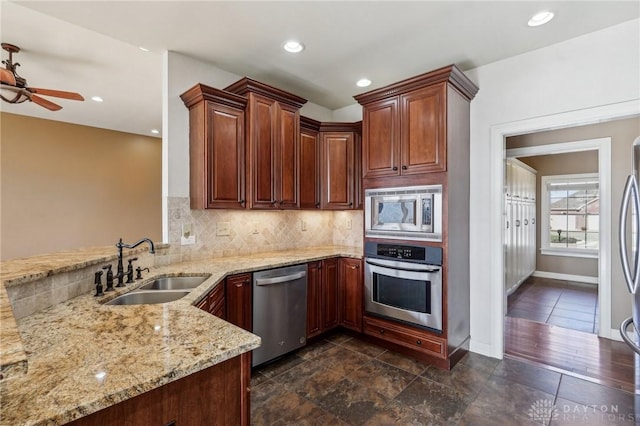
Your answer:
365;258;440;273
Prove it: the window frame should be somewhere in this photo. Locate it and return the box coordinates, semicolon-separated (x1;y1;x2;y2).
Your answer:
540;173;599;259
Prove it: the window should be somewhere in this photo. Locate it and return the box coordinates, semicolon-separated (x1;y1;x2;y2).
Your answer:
540;173;599;258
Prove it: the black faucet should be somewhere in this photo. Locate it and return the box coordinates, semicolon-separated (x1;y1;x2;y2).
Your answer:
126;257;138;283
115;238;155;286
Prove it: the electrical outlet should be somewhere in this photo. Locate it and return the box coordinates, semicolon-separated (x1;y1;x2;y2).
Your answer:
216;222;231;236
181;223;196;245
301;220;307;231
252;222;259;234
346;219;352;230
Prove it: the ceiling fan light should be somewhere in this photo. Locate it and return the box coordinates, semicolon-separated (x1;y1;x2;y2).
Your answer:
528;11;554;27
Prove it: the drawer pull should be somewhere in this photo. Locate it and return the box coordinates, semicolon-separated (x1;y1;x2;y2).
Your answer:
416;340;422;345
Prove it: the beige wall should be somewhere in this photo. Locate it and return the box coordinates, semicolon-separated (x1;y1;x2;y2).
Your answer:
516;151;599;278
0;113;162;260
507;116;640;327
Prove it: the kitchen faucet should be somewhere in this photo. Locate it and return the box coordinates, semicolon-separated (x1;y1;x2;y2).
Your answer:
115;238;155;286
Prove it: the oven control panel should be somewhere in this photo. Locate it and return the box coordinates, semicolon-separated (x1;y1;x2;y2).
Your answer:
365;242;442;266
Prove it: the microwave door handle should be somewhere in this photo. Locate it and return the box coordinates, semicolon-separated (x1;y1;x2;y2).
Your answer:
365;259;440;273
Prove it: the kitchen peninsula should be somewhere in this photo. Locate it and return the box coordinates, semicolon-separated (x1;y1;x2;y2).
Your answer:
0;245;361;425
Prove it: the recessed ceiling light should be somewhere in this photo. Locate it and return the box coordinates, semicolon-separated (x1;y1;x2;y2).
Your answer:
151;129;160;135
356;78;372;88
528;11;554;27
139;46;150;52
91;96;103;102
283;40;304;53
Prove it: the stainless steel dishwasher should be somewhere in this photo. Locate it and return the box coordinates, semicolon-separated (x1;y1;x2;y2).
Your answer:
252;264;307;367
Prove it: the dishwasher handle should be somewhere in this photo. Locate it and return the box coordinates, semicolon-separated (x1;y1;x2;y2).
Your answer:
255;271;307;286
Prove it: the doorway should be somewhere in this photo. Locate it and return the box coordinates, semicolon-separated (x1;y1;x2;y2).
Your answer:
504;146;601;336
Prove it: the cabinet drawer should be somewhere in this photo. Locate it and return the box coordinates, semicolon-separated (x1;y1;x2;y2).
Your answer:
364;316;445;359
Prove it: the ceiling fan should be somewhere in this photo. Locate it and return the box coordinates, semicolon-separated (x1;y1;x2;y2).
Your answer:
0;43;84;111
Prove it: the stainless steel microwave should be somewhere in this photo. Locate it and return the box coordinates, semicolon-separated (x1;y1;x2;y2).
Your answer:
364;185;443;241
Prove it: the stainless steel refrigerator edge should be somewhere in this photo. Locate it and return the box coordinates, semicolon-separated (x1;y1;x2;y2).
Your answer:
619;136;640;402
252;264;307;367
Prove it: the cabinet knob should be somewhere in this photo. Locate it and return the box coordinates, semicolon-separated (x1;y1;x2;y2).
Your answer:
315;202;320;208
271;200;277;205
392;166;398;171
239;199;245;205
416;340;422;345
379;329;385;334
348;202;353;207
402;165;408;170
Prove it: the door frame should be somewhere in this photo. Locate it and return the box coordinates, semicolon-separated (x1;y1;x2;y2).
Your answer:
487;99;640;358
506;138;611;340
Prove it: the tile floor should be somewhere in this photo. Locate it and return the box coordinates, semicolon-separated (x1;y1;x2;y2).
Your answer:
251;332;637;425
507;276;598;334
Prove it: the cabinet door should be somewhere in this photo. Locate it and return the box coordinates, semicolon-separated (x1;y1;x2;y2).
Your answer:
400;84;446;174
338;258;363;332
306;261;322;338
249;95;277;209
226;273;252;331
320;132;355;209
322;258;340;330
299;129;320;209
276;104;300;209
362;97;399;178
193;102;245;209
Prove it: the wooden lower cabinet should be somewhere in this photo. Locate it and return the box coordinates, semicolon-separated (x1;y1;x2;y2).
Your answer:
197;283;226;319
306;258;339;338
226;273;252;331
69;353;251;426
363;315;446;360
338;258;363;332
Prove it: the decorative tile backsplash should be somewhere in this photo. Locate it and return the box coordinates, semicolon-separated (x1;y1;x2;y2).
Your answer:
167;197;363;262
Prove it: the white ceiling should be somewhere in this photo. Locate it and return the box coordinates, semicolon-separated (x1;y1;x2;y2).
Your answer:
1;1;638;137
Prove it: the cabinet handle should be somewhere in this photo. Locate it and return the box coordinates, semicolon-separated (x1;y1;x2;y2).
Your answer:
416;340;422;345
239;199;245;205
315;202;320;208
392;166;398;171
402;165;408;170
348;202;353;207
271;200;277;205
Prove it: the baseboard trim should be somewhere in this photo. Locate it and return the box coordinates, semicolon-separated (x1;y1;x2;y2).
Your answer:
532;270;598;285
469;339;501;359
608;328;623;342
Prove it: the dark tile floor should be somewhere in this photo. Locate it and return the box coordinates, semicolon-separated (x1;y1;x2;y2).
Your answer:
251;332;637;425
507;276;598;334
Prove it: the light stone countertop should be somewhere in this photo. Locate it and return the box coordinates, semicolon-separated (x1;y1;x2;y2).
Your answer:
0;245;362;425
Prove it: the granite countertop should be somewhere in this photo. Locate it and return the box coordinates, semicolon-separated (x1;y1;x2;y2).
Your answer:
0;245;362;425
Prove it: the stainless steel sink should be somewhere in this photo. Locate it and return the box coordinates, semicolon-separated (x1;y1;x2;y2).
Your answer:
139;276;209;291
105;290;190;305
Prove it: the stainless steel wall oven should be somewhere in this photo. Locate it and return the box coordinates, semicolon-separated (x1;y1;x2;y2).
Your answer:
364;242;443;332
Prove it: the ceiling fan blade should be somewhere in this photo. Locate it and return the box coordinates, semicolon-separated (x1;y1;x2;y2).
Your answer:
0;69;16;86
31;94;62;111
30;88;84;101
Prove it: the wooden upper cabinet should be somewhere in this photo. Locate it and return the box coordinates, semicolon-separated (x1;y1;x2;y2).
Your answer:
180;84;248;209
362;98;399;179
400;84;446;175
320;131;355;209
225;78;306;210
355;64;479;181
299;117;321;209
318;122;361;210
